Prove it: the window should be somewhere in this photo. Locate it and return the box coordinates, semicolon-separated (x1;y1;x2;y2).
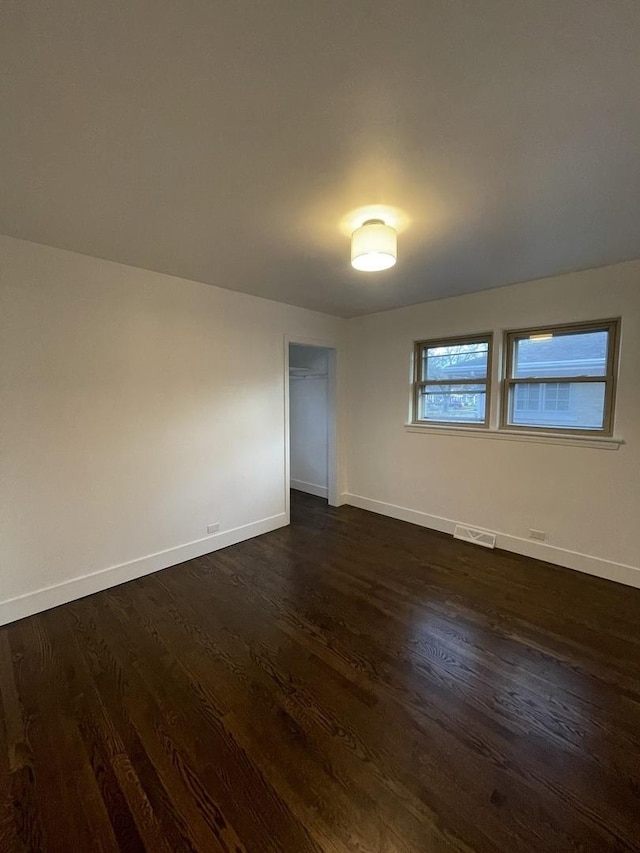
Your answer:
411;320;620;438
502;319;620;435
514;382;572;415
515;383;541;412
413;334;493;427
542;382;571;413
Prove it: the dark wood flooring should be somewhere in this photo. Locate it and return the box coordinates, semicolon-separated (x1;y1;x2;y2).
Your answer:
1;491;639;852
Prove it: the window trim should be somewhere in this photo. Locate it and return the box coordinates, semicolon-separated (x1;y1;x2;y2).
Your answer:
412;332;494;428
403;423;623;450
500;318;621;437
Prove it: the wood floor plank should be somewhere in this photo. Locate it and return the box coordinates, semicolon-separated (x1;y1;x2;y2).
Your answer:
1;490;639;851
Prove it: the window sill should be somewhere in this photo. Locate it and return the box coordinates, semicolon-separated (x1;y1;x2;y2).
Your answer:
404;424;624;450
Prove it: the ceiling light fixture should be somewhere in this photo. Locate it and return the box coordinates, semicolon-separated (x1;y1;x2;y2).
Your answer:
351;219;397;272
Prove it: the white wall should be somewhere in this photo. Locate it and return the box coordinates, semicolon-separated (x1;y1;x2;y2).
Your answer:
346;260;640;586
0;237;346;623
289;345;328;497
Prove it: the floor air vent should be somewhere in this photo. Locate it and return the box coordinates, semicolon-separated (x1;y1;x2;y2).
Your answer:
453;524;496;549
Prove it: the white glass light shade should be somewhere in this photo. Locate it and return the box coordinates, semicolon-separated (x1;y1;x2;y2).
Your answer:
351;219;397;271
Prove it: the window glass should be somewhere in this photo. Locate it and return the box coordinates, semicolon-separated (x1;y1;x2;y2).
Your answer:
513;331;608;379
424;342;489;381
418;384;487;424
509;382;605;430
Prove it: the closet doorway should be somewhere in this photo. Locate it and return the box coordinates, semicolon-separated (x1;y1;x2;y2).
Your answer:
286;341;337;513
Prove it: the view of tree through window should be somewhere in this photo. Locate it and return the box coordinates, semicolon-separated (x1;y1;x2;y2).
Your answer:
414;336;491;425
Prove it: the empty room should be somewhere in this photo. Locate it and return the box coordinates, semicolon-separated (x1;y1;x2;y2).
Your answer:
1;1;639;851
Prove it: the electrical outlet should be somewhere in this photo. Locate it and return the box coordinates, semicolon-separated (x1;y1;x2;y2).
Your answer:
207;522;220;535
529;528;546;542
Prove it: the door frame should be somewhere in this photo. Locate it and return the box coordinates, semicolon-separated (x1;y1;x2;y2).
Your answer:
284;335;339;522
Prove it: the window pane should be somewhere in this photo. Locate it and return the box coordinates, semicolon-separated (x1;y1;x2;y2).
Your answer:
419;384;487;423
509;382;605;429
513;330;608;378
423;342;489;381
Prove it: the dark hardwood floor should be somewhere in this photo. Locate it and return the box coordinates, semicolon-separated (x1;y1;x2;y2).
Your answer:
1;491;639;852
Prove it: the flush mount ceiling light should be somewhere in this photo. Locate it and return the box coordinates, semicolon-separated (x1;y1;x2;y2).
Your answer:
351;218;397;272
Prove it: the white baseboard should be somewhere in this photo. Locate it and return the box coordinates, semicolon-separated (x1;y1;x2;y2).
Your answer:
290;479;328;499
342;493;640;590
0;513;288;627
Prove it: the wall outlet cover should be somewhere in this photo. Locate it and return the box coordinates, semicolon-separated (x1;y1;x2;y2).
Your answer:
529;528;547;542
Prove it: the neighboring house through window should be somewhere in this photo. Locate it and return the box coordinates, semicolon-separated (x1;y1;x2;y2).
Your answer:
502;319;620;434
